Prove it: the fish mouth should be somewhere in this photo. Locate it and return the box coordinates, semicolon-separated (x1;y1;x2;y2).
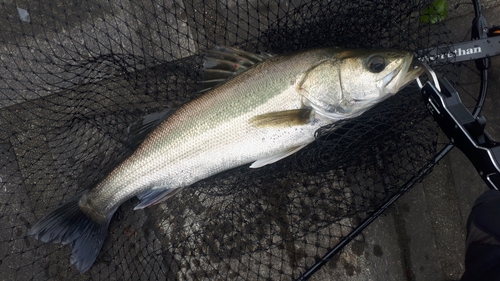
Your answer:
382;53;425;94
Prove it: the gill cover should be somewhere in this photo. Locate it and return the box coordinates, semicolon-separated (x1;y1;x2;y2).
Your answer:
299;50;414;120
298;59;343;120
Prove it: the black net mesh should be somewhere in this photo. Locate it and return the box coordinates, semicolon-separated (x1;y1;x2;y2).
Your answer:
0;0;482;280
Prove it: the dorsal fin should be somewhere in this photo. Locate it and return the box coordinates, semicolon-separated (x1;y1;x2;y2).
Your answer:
126;108;175;149
199;46;274;93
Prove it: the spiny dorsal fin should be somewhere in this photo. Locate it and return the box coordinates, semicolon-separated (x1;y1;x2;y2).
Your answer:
249;108;313;128
127;108;175;149
200;46;274;93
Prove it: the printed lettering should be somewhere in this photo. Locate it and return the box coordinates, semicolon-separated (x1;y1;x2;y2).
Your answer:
419;46;482;63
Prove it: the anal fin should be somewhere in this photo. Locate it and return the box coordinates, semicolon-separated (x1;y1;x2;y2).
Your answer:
134;187;183;210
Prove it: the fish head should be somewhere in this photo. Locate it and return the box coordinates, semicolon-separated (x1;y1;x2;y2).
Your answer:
300;49;423;120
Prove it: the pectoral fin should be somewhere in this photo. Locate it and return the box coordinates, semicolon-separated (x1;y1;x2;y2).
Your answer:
249;109;313;128
250;145;307;168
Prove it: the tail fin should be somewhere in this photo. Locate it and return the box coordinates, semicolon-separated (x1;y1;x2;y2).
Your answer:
28;191;112;273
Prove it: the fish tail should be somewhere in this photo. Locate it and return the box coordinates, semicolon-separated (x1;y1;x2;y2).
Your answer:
28;191;112;273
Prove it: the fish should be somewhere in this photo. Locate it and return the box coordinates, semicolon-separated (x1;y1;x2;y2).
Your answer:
28;46;423;273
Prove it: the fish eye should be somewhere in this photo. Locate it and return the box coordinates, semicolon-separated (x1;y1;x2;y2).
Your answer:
367;55;386;73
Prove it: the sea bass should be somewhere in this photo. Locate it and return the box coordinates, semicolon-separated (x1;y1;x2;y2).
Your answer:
29;46;423;272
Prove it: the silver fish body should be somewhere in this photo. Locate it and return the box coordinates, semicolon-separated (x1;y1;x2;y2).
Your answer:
29;46;423;272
